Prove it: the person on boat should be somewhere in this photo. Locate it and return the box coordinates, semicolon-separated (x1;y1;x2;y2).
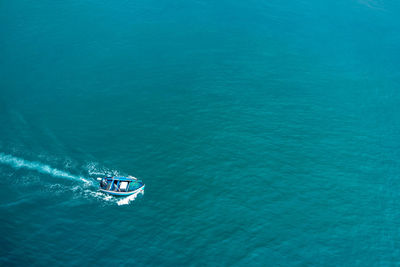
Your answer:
100;179;108;189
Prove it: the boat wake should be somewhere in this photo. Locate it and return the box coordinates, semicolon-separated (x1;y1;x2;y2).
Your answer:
0;153;91;184
0;152;144;205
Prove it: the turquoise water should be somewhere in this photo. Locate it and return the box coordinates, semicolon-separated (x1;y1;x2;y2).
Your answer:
1;0;400;265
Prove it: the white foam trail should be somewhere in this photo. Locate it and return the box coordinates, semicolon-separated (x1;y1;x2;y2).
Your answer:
0;153;91;184
86;162;120;177
0;152;144;205
117;190;144;206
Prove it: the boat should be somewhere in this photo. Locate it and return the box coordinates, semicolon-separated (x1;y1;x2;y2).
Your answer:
97;176;145;196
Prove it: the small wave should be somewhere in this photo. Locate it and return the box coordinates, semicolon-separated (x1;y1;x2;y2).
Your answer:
0;152;92;185
86;162;120;177
358;0;385;11
70;186;144;205
117;190;144;206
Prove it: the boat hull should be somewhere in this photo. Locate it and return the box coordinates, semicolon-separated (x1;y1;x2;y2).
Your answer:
99;184;145;196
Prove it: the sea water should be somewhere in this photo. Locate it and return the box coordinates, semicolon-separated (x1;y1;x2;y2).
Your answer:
1;0;400;265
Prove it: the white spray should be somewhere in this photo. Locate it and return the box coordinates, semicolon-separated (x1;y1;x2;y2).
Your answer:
0;152;91;185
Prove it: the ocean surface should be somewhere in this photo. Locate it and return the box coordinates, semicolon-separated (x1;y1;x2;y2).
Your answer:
1;0;400;266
